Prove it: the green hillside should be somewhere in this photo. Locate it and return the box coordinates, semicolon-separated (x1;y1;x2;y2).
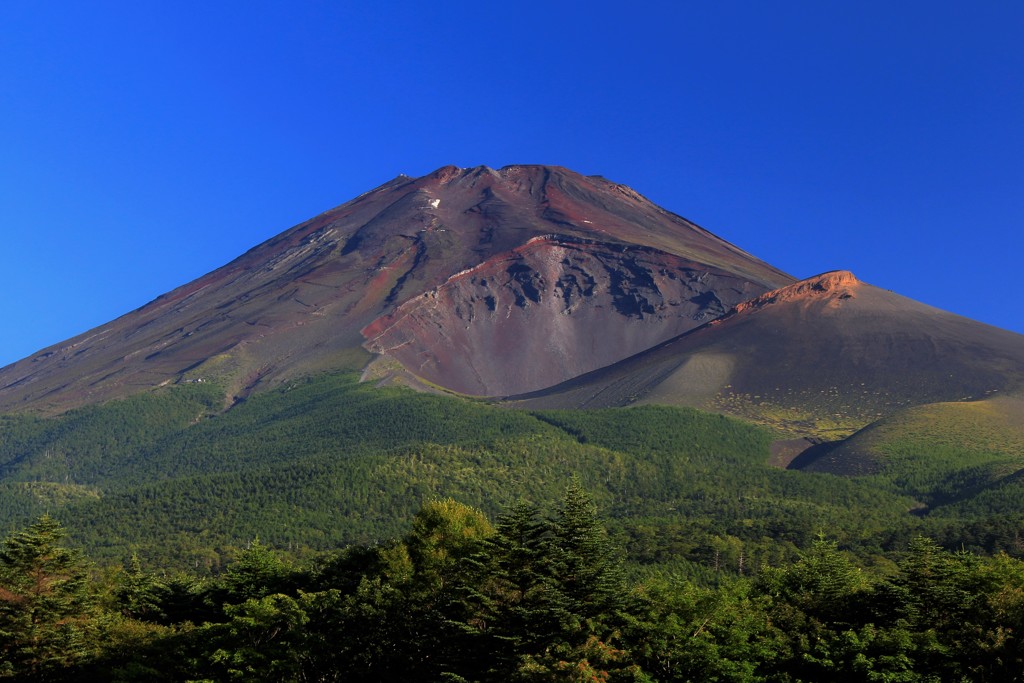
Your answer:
2;373;1022;573
6;372;1024;680
796;397;1024;501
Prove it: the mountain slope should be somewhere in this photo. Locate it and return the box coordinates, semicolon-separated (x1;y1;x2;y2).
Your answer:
510;270;1024;438
361;235;771;395
792;396;1024;478
0;165;790;414
3;166;1024;571
0;370;919;569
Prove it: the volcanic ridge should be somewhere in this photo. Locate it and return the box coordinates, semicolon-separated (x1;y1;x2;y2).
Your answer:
510;268;1024;440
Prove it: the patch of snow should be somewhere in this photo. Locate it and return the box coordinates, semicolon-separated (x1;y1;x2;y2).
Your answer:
429;198;441;209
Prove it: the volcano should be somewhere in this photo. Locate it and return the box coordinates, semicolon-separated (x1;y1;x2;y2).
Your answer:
510;270;1024;438
3;165;1022;439
0;165;790;414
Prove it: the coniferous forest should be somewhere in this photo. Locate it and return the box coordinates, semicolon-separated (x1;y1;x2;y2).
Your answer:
4;374;1024;680
4;488;1024;682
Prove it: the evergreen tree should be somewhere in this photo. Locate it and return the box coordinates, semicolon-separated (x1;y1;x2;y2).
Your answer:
470;501;564;679
221;538;294;602
770;535;868;622
874;536;991;681
551;480;626;632
623;577;779;683
505;482;632;681
204;593;311;682
0;515;94;679
114;553;166;621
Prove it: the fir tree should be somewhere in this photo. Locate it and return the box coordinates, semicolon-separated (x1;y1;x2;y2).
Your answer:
551;480;626;633
472;501;565;678
0;515;94;679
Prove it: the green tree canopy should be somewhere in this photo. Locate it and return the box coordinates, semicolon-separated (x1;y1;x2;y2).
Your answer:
0;515;94;679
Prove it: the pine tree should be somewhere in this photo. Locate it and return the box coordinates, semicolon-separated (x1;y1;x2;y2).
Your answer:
0;515;95;679
505;482;632;682
115;553;166;620
472;501;565;678
221;538;294;602
551;480;625;632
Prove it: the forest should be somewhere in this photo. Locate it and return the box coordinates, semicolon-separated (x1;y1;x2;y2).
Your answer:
3;485;1024;682
3;373;1024;680
2;372;1023;575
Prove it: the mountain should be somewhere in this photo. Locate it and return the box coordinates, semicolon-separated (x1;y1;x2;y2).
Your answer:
3;163;1023;460
510;270;1024;439
2;164;1024;569
0;165;790;414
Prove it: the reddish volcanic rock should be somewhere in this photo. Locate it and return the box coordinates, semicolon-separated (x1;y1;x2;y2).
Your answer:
725;270;860;317
0;165;791;413
362;235;770;395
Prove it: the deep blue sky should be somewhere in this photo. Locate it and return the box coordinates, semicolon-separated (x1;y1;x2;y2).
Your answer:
2;2;1022;367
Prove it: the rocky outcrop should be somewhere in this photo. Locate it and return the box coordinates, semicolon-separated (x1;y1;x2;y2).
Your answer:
724;270;860;318
362;235;772;395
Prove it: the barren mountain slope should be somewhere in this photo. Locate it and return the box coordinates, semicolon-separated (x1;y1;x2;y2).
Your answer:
0;165;790;413
361;236;771;395
510;271;1024;438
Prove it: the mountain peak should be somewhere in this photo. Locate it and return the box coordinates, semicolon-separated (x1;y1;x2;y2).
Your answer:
418;163;577;187
0;164;792;413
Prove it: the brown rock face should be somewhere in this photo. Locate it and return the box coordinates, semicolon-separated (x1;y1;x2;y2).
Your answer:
362;235;770;395
725;270;860;317
0;165;791;413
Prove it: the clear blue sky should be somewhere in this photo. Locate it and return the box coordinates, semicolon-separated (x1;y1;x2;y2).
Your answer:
2;2;1022;367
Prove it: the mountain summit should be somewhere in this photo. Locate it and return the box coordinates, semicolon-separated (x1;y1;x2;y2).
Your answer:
0;165;791;413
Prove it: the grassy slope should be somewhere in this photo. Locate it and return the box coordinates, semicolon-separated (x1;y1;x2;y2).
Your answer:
794;395;1024;507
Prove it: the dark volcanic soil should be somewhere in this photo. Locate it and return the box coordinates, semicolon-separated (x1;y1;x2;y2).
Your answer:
0;165;791;413
510;271;1024;435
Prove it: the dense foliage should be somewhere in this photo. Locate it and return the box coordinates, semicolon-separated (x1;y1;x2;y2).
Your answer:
1;372;1023;575
1;352;1021;682
4;493;1024;682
